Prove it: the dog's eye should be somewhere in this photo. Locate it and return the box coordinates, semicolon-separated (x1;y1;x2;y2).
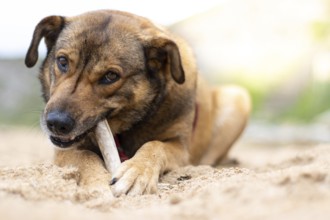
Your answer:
99;71;120;84
56;56;69;73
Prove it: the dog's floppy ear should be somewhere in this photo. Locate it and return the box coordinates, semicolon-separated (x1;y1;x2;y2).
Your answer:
25;16;65;68
144;38;185;84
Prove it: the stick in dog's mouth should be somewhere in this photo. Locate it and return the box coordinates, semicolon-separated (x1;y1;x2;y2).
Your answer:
95;120;121;174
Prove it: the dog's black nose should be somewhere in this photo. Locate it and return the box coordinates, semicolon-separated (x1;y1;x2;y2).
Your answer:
46;110;75;135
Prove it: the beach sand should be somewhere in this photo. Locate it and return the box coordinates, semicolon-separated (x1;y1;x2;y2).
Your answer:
1;127;329;220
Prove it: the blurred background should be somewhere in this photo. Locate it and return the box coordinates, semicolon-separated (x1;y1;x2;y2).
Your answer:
0;0;329;145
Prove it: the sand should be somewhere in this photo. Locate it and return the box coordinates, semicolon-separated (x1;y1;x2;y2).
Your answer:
1;126;330;220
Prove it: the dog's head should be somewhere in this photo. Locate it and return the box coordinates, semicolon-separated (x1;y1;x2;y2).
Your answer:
25;10;186;148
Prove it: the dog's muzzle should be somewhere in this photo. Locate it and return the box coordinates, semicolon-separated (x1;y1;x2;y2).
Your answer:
46;110;85;148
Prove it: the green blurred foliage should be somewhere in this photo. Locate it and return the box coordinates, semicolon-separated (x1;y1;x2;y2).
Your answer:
279;82;330;122
0;95;43;126
312;21;330;41
0;59;43;127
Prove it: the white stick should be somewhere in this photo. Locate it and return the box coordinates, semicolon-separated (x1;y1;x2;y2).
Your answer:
95;120;121;174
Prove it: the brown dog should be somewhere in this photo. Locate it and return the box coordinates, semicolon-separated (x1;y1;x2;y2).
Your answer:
25;10;251;196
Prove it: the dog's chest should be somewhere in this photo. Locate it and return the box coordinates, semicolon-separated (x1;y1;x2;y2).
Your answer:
117;133;148;158
117;125;162;157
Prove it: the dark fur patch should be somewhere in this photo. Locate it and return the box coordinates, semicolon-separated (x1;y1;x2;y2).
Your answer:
71;71;84;95
119;86;194;157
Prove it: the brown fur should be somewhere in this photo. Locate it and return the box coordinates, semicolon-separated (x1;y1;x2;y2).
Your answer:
25;10;251;196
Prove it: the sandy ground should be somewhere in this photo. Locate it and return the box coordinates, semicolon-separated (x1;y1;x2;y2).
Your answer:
1;126;330;220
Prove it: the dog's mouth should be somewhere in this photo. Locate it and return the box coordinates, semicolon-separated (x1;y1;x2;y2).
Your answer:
45;110;114;148
49;131;89;148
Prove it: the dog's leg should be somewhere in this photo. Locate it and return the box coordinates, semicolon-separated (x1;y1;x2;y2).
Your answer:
199;85;251;165
54;149;111;190
111;140;188;196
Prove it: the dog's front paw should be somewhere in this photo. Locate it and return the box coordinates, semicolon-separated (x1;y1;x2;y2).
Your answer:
110;158;160;196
